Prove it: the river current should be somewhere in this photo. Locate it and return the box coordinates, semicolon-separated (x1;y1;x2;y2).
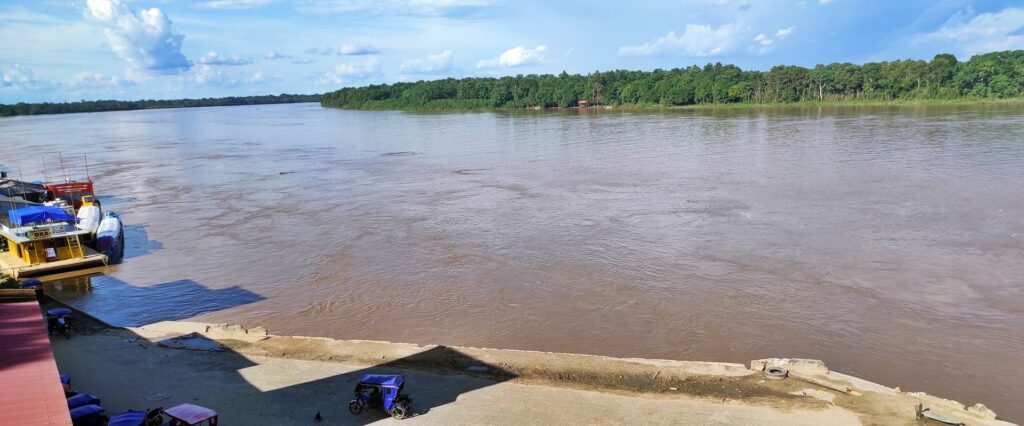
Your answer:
2;103;1022;419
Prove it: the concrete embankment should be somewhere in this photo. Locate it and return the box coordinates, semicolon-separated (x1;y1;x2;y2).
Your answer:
47;301;1015;425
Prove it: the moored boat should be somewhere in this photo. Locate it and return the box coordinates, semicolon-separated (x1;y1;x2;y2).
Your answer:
95;211;124;260
75;202;102;240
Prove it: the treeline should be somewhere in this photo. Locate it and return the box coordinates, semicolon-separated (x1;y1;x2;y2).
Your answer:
0;93;321;117
322;50;1024;109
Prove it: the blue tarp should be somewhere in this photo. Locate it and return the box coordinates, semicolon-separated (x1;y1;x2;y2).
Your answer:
6;205;75;226
359;374;405;387
108;410;146;426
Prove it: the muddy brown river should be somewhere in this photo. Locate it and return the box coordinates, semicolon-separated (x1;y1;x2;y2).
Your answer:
3;103;1022;419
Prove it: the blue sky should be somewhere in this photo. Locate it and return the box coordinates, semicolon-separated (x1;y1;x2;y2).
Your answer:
1;0;1023;103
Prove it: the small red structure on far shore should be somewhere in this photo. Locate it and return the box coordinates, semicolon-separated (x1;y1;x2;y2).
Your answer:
577;99;588;108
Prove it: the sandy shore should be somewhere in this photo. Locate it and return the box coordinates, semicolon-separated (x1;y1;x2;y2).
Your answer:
47;311;1014;425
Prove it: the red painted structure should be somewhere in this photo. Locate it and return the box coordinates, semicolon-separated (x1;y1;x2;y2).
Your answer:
0;299;72;426
45;181;95;210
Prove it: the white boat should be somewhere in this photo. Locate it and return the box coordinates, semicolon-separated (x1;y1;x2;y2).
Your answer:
76;204;102;236
96;211;124;260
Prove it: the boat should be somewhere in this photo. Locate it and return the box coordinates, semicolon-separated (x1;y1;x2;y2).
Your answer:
74;197;102;239
0;205;107;278
95;211;124;260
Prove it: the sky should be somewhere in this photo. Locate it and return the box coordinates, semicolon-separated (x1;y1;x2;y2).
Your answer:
1;0;1023;103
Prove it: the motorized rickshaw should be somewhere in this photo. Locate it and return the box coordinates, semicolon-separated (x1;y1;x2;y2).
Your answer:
107;408;164;426
348;374;413;420
46;307;73;339
164;403;218;426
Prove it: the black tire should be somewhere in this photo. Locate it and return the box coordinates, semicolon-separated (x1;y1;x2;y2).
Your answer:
389;404;407;420
763;366;788;380
348;400;363;415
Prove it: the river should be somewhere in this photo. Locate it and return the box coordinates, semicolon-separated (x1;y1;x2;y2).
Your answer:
2;103;1022;419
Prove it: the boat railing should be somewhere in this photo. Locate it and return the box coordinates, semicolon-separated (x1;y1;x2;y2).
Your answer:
0;221;78;240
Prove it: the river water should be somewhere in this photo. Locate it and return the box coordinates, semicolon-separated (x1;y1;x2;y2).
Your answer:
2;103;1022;419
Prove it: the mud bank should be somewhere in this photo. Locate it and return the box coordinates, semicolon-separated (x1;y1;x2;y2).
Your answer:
52;300;1014;426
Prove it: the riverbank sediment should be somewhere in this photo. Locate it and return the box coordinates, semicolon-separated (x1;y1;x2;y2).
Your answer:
49;299;1014;425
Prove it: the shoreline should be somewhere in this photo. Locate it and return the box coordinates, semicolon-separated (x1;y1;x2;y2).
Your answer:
322;97;1024;112
47;296;1014;425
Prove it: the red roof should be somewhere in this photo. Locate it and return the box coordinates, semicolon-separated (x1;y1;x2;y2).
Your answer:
0;301;73;426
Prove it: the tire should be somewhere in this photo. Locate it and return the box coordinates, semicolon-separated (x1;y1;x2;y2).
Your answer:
389;404;407;420
763;366;788;380
348;400;363;415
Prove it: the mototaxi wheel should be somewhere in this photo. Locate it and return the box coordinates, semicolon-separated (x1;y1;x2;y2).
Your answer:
348;400;364;415
389;403;408;420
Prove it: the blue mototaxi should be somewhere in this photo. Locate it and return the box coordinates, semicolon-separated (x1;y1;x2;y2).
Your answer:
69;404;105;426
348;374;412;420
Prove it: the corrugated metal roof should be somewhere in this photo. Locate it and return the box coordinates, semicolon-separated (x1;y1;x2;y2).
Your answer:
0;301;73;426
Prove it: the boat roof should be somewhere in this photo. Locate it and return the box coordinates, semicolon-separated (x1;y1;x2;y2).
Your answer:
8;205;76;227
0;178;48;197
359;374;405;387
164;404;217;424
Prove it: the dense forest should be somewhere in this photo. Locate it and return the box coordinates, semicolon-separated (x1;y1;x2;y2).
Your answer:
322;50;1024;109
0;93;320;117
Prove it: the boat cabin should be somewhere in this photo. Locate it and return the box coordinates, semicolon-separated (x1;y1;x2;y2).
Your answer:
1;205;90;265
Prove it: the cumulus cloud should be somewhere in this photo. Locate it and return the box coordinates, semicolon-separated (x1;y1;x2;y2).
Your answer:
619;24;744;56
84;0;191;74
1;65;49;91
266;50;291;60
400;50;454;74
476;45;547;68
338;43;380;55
750;26;795;53
198;51;252;66
317;58;381;84
916;7;1024;55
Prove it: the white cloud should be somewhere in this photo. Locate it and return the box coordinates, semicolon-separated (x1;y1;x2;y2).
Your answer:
338;43;380;55
198;51;252;66
619;24;744;57
84;0;191;74
400;50;454;74
915;7;1024;56
476;45;547;68
195;0;274;9
1;65;49;91
749;27;795;53
266;50;291;60
317;58;381;85
819;0;834;4
194;64;226;85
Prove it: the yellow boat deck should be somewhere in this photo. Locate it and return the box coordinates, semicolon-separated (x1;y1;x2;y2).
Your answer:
0;246;107;279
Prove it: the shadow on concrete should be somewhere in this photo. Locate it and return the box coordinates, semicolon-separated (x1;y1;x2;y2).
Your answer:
43;274;264;327
52;318;516;425
272;345;517;423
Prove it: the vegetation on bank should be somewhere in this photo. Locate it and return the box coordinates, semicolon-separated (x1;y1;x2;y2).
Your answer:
0;93;321;117
322;50;1024;110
